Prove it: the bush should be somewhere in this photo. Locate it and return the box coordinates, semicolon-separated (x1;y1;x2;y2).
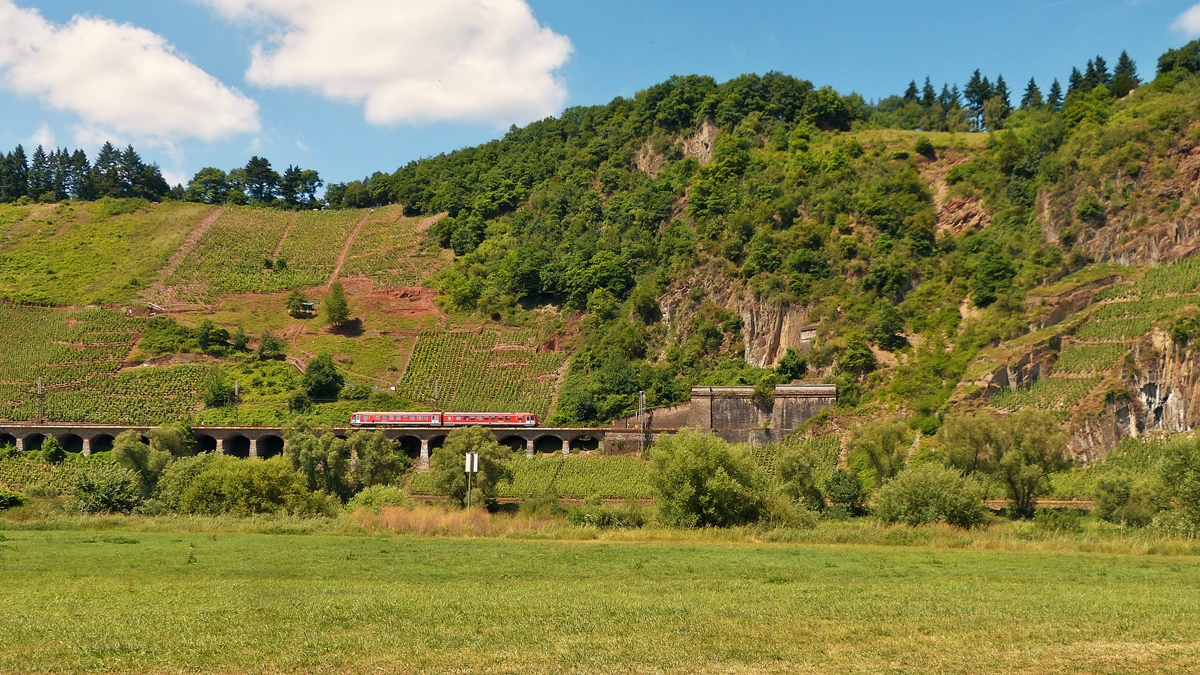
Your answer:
762;496;819;529
913;136;935;157
649;430;763;527
776;443;827;510
40;437;66;464
70;462;142;514
347;484;413;512
430;426;514;507
568;501;648;528
1033;508;1084;533
160;454;332;517
302;353;344;400
1160;437;1200;529
873;464;987;528
1094;474;1158;527
823;468;866;517
0;487;27;510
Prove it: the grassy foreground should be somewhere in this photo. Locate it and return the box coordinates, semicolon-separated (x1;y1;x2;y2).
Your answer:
1;522;1199;674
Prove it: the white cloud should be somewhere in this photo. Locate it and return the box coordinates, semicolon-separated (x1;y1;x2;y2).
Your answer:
0;0;260;143
1174;4;1200;36
198;0;572;125
25;123;55;149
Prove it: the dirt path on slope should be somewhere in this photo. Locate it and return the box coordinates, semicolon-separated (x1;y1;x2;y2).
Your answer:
143;206;226;305
326;212;372;289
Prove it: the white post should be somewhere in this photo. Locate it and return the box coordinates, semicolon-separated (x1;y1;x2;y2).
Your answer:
81;437;92;456
420;438;430;471
249;438;259;459
526;437;535;459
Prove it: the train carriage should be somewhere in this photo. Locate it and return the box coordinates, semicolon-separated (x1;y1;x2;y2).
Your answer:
349;412;538;427
442;413;538;427
350;412;442;427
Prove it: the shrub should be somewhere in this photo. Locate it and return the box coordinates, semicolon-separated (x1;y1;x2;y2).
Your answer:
111;430;171;495
302;353;344;400
872;464;987;528
776;443;827;510
913;136;935;157
348;431;409;490
823;468;866;517
285;425;352;500
40;437;66;464
162;455;331;517
649;430;764;527
347;484;413;512
1160;437;1200;528
762;496;819;529
849;419;912;486
1094;474;1159;527
429;426;514;508
1033;508;1084;533
70;462;142;514
568;502;648;528
0;487;26;510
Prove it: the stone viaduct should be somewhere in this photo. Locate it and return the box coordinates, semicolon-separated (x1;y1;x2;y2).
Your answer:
0;383;836;469
0;423;672;469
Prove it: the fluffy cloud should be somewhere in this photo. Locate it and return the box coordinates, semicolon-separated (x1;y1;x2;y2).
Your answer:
199;0;572;125
0;1;260;143
1174;4;1200;37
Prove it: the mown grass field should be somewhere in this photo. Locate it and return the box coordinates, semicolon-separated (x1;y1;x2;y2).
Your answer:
0;525;1198;674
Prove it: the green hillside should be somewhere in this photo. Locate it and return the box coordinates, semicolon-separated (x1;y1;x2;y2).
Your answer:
2;42;1200;448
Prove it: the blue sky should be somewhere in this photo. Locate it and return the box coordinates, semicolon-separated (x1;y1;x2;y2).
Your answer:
1;0;1198;187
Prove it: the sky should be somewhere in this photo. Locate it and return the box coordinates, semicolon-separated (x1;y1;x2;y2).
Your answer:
2;0;1200;188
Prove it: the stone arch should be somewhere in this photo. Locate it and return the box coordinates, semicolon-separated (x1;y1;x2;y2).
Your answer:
56;433;84;454
397;436;422;460
533;435;562;454
225;435;251;458
257;435;284;459
195;435;218;454
0;433;16;449
428;435;447;451
569;435;600;452
90;434;115;454
497;435;527;452
22;433;46;451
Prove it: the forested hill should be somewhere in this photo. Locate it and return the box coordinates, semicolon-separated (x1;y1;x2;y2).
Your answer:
5;38;1200;452
304;40;1200;434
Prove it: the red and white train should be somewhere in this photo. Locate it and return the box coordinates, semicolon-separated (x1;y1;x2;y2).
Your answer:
350;412;539;427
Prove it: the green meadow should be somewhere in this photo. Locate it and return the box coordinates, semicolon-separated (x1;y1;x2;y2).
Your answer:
1;524;1198;674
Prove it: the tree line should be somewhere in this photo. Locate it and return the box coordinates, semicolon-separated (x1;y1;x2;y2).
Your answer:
0;142;169;203
874;50;1141;132
183;156;323;209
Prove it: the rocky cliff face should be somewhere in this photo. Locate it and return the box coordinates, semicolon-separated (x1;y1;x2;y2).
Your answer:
1068;329;1200;460
660;269;809;369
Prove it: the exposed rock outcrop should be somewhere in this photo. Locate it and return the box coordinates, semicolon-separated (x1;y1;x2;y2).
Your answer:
660;269;809;368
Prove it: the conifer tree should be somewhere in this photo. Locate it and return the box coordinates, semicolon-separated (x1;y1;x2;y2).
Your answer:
1047;79;1063;111
904;80;919;102
921;77;936;108
1111;51;1139;98
1020;77;1043;109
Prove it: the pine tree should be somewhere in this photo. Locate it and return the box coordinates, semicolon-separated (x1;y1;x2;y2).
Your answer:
1067;67;1083;96
1020;77;1043;109
91;142;122;198
994;75;1011;109
1112;51;1139;98
939;84;958;109
1047;79;1063;111
904;80;919;102
921;77;936;108
27;146;50;201
1094;55;1111;85
68;149;91;200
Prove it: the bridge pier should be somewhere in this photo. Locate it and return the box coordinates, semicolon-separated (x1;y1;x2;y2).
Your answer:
216;437;225;455
81;437;91;456
562;438;570;457
526;437;535;458
419;438;430;471
14;437;23;452
249;438;258;459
